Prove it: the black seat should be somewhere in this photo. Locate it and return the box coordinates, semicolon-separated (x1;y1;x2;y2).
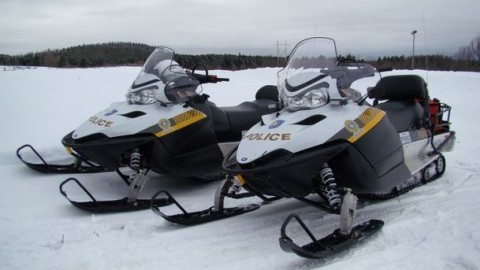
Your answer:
192;85;278;142
221;85;278;132
221;99;277;132
369;75;429;132
255;85;278;101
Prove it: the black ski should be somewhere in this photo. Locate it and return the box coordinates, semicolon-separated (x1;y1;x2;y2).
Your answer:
60;177;172;213
65;197;173;213
151;190;260;225
17;144;110;174
280;214;384;259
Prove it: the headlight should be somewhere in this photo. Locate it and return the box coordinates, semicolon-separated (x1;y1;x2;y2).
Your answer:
281;87;329;111
126;86;158;104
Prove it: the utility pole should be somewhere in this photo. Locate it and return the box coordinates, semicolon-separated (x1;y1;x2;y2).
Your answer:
411;30;417;69
276;40;289;66
276;41;280;66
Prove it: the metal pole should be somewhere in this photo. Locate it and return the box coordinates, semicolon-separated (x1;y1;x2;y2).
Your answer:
276;41;279;66
411;30;417;69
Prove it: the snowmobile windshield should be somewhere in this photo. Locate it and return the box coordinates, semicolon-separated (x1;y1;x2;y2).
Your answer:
278;37;338;111
126;47;201;104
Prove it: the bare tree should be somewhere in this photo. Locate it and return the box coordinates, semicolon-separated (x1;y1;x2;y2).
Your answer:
456;35;480;61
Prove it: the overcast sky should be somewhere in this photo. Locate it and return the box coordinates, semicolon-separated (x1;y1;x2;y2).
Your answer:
1;0;479;58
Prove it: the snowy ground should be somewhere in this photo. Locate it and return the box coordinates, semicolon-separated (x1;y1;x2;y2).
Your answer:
1;66;479;270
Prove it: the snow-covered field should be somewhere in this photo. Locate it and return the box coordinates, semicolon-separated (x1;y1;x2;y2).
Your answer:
1;65;479;270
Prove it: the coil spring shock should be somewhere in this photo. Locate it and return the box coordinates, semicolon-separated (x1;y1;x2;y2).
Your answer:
320;167;342;208
129;149;141;171
127;149;142;184
126;149;148;202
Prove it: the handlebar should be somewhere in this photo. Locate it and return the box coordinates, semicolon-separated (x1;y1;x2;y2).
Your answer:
210;75;230;82
192;73;230;84
378;67;393;73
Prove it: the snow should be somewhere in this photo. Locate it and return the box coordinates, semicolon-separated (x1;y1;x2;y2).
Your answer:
1;65;480;270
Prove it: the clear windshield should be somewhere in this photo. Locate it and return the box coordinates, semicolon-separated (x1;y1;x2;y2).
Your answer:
142;47;175;75
282;37;338;92
128;47;200;104
278;37;378;110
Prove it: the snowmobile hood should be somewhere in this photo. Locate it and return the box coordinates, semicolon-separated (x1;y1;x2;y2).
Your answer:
72;102;206;140
236;105;384;164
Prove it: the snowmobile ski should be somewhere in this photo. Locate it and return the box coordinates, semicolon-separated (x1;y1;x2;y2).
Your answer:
60;177;173;213
279;215;384;259
16;144;109;174
151;177;280;225
151;190;260;225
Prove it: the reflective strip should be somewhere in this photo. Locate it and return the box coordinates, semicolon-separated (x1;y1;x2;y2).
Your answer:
155;109;206;138
235;174;246;185
65;147;73;154
347;108;385;143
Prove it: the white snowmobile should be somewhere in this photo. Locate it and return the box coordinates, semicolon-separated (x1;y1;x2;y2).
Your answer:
16;46;279;212
152;37;455;259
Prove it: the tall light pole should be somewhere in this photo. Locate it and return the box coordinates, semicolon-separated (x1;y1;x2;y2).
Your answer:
411;30;417;69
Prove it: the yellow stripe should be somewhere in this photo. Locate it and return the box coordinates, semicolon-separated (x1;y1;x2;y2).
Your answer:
155;109;206;137
235;174;246;185
347;108;385;143
65;146;73;154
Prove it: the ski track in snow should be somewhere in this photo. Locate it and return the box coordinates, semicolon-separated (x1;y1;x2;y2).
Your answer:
1;66;480;270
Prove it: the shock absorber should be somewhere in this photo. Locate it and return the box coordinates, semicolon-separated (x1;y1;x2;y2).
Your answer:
126;148;149;202
129;149;142;172
319;166;342;209
127;149;142;184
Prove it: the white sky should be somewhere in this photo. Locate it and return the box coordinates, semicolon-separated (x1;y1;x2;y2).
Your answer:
1;0;479;57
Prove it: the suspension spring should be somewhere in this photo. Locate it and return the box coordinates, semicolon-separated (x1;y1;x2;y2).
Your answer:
129;149;142;171
320;167;342;208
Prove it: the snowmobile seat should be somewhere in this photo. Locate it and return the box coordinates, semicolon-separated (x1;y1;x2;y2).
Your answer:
221;99;277;131
192;85;278;141
221;85;278;131
255;85;279;101
196;99;277;142
369;75;429;131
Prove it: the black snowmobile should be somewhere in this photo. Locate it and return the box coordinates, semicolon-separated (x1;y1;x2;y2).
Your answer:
152;37;455;259
17;46;279;213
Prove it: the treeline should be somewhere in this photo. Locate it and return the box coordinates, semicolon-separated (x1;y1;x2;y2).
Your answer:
0;42;153;68
372;55;480;72
0;42;279;70
175;54;279;70
342;54;480;72
1;42;479;71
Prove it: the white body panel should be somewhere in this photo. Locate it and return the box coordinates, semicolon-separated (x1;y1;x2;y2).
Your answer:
237;102;369;164
72;102;191;139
